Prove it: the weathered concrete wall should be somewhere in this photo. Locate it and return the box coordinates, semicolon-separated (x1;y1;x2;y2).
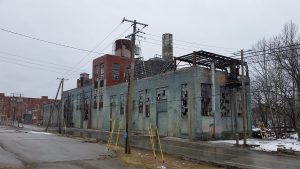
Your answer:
63;66;251;140
42;103;59;127
62;85;93;129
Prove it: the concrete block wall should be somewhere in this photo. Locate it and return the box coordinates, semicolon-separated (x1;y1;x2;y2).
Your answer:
63;67;251;140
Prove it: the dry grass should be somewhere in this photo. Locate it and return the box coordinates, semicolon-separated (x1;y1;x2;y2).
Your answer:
0;166;31;169
109;145;223;169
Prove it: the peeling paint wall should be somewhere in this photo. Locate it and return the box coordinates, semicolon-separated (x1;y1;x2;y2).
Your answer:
63;66;251;140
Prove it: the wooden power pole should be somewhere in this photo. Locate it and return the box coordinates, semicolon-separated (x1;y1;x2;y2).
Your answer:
57;78;68;134
45;80;62;132
241;49;247;146
122;17;148;154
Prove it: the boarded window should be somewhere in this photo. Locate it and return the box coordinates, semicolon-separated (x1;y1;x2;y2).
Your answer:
201;83;212;116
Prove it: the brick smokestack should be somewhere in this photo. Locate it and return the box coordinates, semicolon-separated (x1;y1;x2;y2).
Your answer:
162;33;173;61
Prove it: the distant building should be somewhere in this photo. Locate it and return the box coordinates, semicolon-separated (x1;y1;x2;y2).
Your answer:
77;73;92;88
0;93;52;124
62;37;252;140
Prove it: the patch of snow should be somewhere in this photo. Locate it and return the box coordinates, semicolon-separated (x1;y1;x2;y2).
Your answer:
26;131;53;135
252;128;260;131
210;138;300;152
290;133;298;140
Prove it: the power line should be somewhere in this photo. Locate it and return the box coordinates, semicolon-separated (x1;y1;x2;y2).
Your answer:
141;40;194;52
145;32;239;50
0;51;84;73
0;57;61;73
245;48;300;64
144;36;236;54
60;22;123;76
244;43;300;56
0;27;104;54
65;25;133;78
0;22;126;78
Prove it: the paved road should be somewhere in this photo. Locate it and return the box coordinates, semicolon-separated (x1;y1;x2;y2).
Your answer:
11;125;300;169
0;125;136;169
39;125;300;169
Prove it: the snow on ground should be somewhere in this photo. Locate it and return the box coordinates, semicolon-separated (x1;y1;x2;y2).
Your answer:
211;138;300;152
291;133;298;140
26;131;53;135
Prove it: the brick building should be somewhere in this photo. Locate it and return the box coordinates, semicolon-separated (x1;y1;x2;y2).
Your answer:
0;93;52;124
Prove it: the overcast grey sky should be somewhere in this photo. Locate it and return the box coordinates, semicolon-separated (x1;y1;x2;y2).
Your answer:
0;0;300;99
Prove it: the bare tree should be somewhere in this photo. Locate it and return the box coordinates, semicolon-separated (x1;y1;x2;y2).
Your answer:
251;21;300;140
273;22;300;140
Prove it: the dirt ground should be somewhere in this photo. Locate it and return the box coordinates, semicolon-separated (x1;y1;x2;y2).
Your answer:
108;145;223;169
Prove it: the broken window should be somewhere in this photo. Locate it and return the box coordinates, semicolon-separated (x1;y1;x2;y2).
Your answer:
181;84;188;116
94;81;98;89
201;83;212;116
94;65;99;79
138;91;144;113
93;89;98;109
112;63;119;80
110;95;116;121
120;94;125;115
110;95;116;106
220;86;231;117
156;87;167;113
132;100;136;112
237;92;242;117
156;87;167;101
100;64;105;80
145;89;150;117
99;95;103;109
84;109;89;120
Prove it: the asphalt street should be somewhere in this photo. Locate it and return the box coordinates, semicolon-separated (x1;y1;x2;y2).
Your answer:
0;125;137;169
3;124;300;169
43;125;300;169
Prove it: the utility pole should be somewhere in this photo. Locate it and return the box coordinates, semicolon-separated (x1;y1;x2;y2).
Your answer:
122;17;148;154
10;93;16;123
10;93;23;126
45;80;62;132
57;78;68;134
18;93;23;127
241;49;247;146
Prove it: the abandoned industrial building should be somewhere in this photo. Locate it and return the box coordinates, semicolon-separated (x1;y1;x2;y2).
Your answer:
51;34;251;140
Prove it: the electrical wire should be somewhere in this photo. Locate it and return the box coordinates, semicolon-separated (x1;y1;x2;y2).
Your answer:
0;51;84;73
144;36;236;54
60;22;123;76
0;57;61;73
141;40;194;52
0;27;104;54
145;32;239;50
244;43;300;55
65;25;133;78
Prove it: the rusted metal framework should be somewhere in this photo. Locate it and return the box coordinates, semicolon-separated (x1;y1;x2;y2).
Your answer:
174;50;241;70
